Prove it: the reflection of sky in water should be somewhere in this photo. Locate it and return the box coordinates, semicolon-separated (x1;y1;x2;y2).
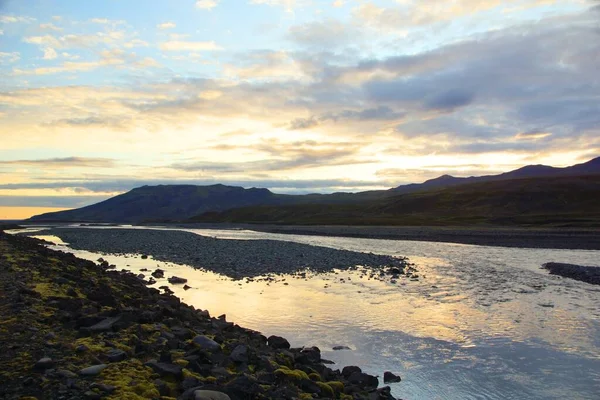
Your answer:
22;228;600;400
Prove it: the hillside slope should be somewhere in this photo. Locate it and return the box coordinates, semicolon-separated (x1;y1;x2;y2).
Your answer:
191;175;600;227
29;184;282;223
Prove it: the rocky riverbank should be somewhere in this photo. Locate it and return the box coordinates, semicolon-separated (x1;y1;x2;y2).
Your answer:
21;228;409;280
171;223;600;250
0;231;401;400
542;262;600;285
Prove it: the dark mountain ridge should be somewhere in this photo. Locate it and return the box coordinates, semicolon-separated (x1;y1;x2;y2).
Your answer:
29;156;600;224
392;156;600;193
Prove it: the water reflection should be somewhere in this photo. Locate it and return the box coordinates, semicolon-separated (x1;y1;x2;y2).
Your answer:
20;229;600;400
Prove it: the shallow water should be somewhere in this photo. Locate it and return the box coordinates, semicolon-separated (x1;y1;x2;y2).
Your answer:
17;227;600;400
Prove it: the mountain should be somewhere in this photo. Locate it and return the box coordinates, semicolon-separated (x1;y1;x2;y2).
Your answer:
29;184;283;223
391;156;600;193
29;156;600;224
191;174;600;227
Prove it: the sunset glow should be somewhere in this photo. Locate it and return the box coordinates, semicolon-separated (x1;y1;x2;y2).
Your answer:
1;0;599;217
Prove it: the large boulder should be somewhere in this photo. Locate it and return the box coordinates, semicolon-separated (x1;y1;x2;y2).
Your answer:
267;335;290;350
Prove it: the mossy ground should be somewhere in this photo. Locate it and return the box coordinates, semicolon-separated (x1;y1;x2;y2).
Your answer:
0;232;392;400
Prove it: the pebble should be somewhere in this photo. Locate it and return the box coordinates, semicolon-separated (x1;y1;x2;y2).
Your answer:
78;364;107;376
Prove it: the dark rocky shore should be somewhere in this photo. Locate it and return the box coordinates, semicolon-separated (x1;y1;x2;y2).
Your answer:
23;228;409;280
542;262;600;285
172;224;600;250
0;231;401;400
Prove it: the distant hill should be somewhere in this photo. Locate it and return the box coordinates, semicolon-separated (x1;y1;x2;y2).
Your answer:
192;174;600;227
29;184;284;223
29;156;600;225
391;156;600;193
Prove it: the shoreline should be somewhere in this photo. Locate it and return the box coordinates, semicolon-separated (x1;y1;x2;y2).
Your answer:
0;231;400;400
21;227;410;281
171;223;600;250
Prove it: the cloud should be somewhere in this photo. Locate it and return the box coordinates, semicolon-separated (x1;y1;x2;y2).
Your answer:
0;15;35;23
39;22;62;31
250;0;306;13
159;40;223;51
42;47;57;60
196;0;219;10
157;21;176;30
90;18;125;25
288;19;361;48
223;50;305;80
515;130;552;140
289;116;319;130
0;157;116;168
124;39;149;48
0;51;20;63
424;89;475;111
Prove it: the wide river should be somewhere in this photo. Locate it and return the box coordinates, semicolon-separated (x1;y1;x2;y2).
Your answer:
18;226;600;400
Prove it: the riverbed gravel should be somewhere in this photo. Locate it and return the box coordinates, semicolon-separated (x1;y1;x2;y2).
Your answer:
25;227;408;279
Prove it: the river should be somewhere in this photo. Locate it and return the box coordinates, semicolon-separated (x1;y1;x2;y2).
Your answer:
15;226;600;399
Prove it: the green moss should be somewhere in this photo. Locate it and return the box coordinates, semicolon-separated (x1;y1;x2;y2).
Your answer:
308;372;322;381
100;359;159;400
299;393;314;400
33;282;83;298
174;359;189;367
274;366;310;382
74;337;110;353
340;394;353;400
316;382;335;398
326;381;344;393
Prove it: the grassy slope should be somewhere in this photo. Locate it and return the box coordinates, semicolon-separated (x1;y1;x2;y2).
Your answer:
191;175;600;227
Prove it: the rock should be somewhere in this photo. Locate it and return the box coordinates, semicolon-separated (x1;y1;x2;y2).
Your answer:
105;349;127;363
342;365;362;378
34;357;54;370
229;344;248;363
225;374;262;398
90;383;117;393
154;379;171;396
141;254;148;259
57;369;78;379
168;276;188;284
145;360;183;378
171;326;193;340
267;335;290;350
84;390;102;399
348;371;379;389
194;390;231;400
183;284;191;290
369;386;396;400
192;335;221;351
79;364;107;376
383;371;401;383
333;345;351;350
151;269;165;278
299;346;321;363
86;315;121;333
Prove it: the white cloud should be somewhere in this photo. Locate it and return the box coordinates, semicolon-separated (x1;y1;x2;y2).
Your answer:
43;47;58;60
196;0;220;10
90;18;125;25
250;0;305;12
124;39;149;48
0;15;36;23
0;52;21;63
159;40;223;51
157;22;176;30
39;22;62;31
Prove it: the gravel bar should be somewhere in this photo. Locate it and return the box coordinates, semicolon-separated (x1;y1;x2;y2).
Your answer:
27;227;407;279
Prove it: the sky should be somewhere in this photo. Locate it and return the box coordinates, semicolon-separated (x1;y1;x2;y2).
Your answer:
1;0;599;219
